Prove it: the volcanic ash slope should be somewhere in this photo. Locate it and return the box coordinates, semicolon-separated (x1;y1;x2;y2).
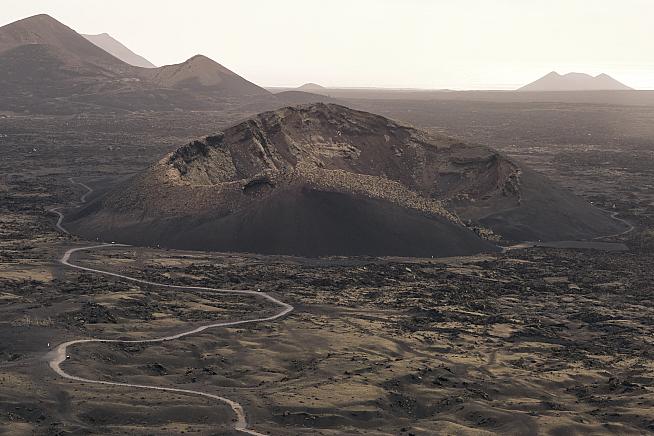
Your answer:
67;103;625;256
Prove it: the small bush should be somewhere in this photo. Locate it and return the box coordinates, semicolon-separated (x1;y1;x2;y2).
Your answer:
11;315;54;327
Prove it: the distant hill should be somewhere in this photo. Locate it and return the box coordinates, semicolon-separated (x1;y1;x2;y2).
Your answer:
297;83;326;91
519;71;633;91
83;33;156;68
0;14;270;113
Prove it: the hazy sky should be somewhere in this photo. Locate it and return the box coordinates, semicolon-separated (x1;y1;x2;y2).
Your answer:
2;0;653;89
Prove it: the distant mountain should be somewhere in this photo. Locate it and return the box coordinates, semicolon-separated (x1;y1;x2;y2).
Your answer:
0;14;270;113
297;83;326;91
83;33;156;68
519;71;633;91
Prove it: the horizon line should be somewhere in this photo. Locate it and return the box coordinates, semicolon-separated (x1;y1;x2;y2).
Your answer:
264;86;652;92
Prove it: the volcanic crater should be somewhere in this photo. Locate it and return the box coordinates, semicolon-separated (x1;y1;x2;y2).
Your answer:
66;103;625;256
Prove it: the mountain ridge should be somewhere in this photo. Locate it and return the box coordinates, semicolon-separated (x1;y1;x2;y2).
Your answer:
0;14;270;112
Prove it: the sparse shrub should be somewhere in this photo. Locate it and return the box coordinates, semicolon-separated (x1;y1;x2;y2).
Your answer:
11;314;54;327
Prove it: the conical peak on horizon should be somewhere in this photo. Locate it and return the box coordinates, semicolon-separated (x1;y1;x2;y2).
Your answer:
1;13;81;39
182;54;232;71
11;13;57;25
0;14;81;49
519;71;633;91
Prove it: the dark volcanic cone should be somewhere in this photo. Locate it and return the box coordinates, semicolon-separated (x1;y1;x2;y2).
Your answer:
67;103;625;257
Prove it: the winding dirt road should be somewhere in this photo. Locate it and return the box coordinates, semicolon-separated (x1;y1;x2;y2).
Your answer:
48;178;293;435
47;178;634;434
503;209;635;252
595;211;635;240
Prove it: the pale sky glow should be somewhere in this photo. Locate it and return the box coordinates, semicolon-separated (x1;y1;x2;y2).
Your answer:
2;0;653;89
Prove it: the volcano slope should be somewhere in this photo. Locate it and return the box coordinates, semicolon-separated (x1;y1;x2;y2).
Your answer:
66;103;625;257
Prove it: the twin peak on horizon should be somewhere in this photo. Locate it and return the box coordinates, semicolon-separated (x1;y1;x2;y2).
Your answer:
519;71;632;91
0;14;634;94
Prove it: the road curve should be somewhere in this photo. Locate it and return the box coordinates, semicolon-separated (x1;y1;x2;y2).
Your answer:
48;178;293;436
593;211;635;240
503;209;635;252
